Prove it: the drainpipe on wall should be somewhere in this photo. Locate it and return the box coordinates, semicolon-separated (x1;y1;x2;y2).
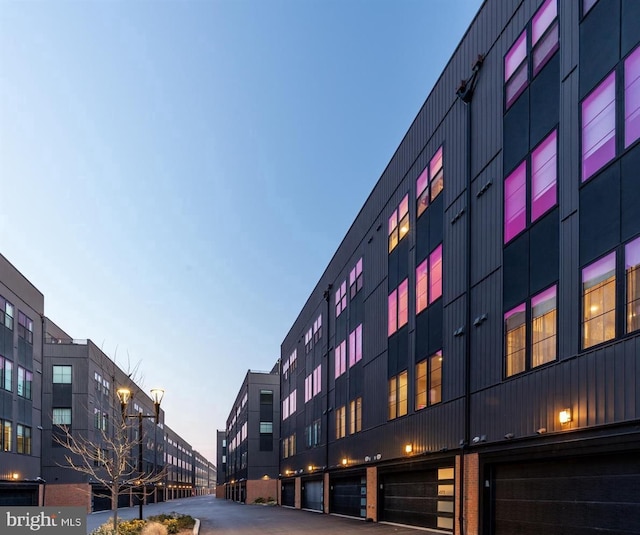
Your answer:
455;53;484;535
323;284;332;490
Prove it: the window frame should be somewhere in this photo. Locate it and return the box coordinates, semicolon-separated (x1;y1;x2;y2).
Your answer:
349;258;363;298
388;278;409;336
415;350;443;411
388;194;409;253
53;365;72;384
625;46;640;149
582;71;616;182
582;253;617;349
388;370;408;420
625;237;640;334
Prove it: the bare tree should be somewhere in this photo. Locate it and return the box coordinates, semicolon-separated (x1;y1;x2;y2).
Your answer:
54;413;166;533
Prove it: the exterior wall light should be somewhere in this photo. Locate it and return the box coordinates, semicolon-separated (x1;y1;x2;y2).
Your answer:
12;472;19;480
341;458;348;466
559;408;572;424
405;443;413;454
308;465;314;472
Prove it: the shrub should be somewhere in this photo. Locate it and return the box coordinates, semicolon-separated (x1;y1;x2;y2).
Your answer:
118;519;147;535
254;497;266;504
141;522;168;535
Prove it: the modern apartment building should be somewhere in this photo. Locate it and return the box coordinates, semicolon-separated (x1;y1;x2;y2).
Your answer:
222;367;280;504
215;429;226;498
278;1;640;533
0;254;44;506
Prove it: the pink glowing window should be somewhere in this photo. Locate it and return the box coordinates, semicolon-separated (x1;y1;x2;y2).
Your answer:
398;279;409;329
625;47;640;148
388;289;398;336
430;146;444;201
583;0;598;15
305;374;312;403
416;166;429;217
335;280;347;316
504;162;527;243
531;129;557;221
313;365;321;396
335;340;346;379
388;210;397;236
349;257;363;297
430;245;443;303
399;195;409;220
505;31;528;108
348;324;362;367
532;0;558;75
582;72;616;181
416;259;428;314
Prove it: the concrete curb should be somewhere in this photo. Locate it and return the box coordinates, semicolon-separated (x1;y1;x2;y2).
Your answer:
193;518;200;535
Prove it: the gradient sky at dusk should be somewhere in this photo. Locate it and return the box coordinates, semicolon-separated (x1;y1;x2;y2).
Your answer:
1;0;483;463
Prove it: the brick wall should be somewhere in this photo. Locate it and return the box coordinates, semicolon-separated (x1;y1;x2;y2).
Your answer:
323;473;330;514
215;483;226;499
294;477;301;509
246;479;277;504
366;467;377;522
45;483;92;512
455;453;479;535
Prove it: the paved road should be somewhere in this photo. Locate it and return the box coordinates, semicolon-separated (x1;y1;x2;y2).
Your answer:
88;495;424;534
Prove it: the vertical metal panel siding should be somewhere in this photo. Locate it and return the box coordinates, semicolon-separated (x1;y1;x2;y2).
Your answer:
442;294;466;400
559;0;579;80
444;194;468;303
559;214;579;359
560;71;579;220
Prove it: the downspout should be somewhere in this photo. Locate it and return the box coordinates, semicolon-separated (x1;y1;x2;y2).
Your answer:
455;53;484;535
323;285;332;485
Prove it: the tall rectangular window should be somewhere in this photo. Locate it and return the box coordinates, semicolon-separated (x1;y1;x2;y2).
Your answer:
532;285;557;366
304;374;313;403
531;130;557;221
504;162;527;243
582;72;616;181
304;327;313;354
17;367;32;400
388;371;408;420
626;237;640;333
52;408;72;426
429;351;443;405
18;312;34;344
313;365;321;396
583;252;616;348
532;0;558;75
398;279;408;328
336;405;346;439
430;245;443;303
416;259;428;314
2;420;11;452
53;365;72;384
1;357;13;392
625;46;640;148
505;304;526;377
430;146;444;201
388;194;409;252
416;146;444;217
349;397;362;435
505;30;528;108
335;281;347;317
349;258;363;298
388;289;398;336
335;340;346;379
0;297;14;330
348;324;362;367
313;315;322;342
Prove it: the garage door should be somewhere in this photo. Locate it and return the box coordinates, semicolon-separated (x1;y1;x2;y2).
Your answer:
380;467;454;530
281;481;295;507
302;479;323;511
490;452;640;535
330;475;366;518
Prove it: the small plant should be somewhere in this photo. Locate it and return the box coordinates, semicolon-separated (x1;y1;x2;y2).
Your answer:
254;497;266;504
118;519;147;535
141;522;168;535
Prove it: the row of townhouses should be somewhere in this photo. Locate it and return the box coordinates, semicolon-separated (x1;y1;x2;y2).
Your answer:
0;254;216;510
217;0;640;533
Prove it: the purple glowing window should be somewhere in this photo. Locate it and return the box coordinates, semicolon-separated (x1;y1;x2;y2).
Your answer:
429;245;443;303
335;340;346;379
388;290;397;337
416;167;429;199
398;279;409;329
504;161;527;243
582;72;616;181
313;365;321;396
532;0;558;75
625;47;640;148
531;129;557;221
505;31;527;82
532;0;556;45
348;324;362;367
583;252;616;285
583;0;598;15
416;259;428;314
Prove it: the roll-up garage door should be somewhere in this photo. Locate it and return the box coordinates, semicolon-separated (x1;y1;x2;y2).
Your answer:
330;475;366;518
302;479;323;511
490;452;640;535
281;481;295;507
379;467;454;530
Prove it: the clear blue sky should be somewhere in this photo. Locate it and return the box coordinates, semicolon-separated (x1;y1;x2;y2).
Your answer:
0;0;482;463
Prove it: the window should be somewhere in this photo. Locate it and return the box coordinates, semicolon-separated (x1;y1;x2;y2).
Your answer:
388;279;408;336
335;281;347;317
583;253;616;349
283;433;296;458
625;47;640;148
313;365;321;396
17;425;31;454
626;237;640;333
416;260;428;314
313;315;322;342
349;258;363;298
282;390;297;421
416;244;444;314
505;304;526;377
416;146;444;217
94;409;108;431
388;371;408;420
283;349;297;380
18;312;34;344
260;422;273;434
304;420;321;448
348;324;362;367
17;367;32;400
53;365;72;384
349;397;362;434
305;374;313;403
335;339;346;378
2;420;11;452
1;357;13;392
388;194;409;252
505;129;557;243
505;0;558;109
53;408;72;426
0;296;14;330
416;351;443;410
304;327;313;353
583;0;598;15
532;286;557;366
532;0;558;76
582;72;616;181
335;405;346;439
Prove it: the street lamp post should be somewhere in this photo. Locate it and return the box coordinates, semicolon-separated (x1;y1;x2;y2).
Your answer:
116;387;165;520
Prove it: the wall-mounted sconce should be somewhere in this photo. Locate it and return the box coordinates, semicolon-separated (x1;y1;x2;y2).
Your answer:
341;458;348;466
473;313;488;327
12;472;19;480
375;453;382;460
404;443;413;454
308;465;314;472
453;327;465;337
472;435;486;443
559;408;572;424
504;433;514;440
536;427;547;434
364;456;371;462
